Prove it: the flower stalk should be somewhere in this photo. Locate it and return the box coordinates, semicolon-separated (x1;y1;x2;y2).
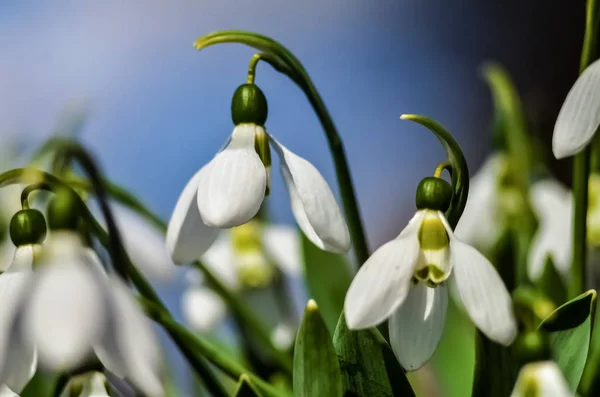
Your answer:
571;0;600;298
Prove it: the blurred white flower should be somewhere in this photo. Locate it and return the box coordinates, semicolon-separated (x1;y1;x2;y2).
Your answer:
0;385;18;397
511;361;572;397
456;154;574;281
181;222;301;334
167;123;350;264
111;205;175;281
58;372;110;397
528;180;572;280
344;210;516;370
553;58;600;159
0;232;164;397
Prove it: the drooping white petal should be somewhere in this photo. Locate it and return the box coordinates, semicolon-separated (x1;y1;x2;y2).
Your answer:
263;224;302;275
166;169;220;264
112;205;174;281
181;287;227;332
269;135;350;253
0;247;37;393
201;233;240;290
454;154;502;249
389;283;448;371
510;361;572;397
553;58;600;159
528;180;573;280
23;246;108;370
196;124;266;228
344;212;424;329
447;228;517;345
95;278;163;397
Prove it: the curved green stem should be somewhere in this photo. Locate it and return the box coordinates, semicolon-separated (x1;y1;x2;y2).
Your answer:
20;182;53;210
194;30;369;265
400;114;469;229
141;297;289;397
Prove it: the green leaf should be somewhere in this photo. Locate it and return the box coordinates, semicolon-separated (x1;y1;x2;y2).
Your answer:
471;331;518;397
535;255;567;306
301;234;352;334
333;314;415;397
293;300;343;397
539;289;597;391
235;375;264;397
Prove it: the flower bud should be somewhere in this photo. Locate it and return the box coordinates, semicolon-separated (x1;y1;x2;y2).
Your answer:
415;177;453;212
231;83;268;126
512;329;550;365
10;209;47;246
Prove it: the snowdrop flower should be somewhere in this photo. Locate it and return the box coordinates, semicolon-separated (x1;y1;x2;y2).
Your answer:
0;230;164;397
58;372;110;397
167;83;350;264
528;180;572;280
182;221;301;336
510;361;572;397
455;154;505;251
345;177;517;370
553;58;600;159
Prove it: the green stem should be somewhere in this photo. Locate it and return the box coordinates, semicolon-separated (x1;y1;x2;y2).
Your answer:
571;148;591;298
194;31;370;264
67;175;294;374
141;298;289;397
570;0;600;298
20;182;53;210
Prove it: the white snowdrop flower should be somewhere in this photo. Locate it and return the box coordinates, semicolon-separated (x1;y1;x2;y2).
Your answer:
345;177;516;371
528;180;573;281
0;385;19;397
6;232;164;397
58;372;110;397
111;205;175;281
167;83;349;264
182;221;301;333
511;361;573;397
553;58;600;159
455;154;504;250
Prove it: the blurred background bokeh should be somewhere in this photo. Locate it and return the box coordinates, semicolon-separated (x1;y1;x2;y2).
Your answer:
0;0;586;395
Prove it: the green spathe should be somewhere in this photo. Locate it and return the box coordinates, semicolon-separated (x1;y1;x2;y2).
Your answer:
231;84;268;126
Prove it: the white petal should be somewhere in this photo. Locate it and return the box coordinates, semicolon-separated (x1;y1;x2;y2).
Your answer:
553;58;600;159
528;180;573;280
271;323;296;349
0;385;18;397
181;287;227;332
0;248;36;393
511;361;573;397
112;205;174;281
389;283;447;371
196;125;266;228
96;278;163;397
23;258;108;370
344;212;423;329
166;169;220;264
269;136;350;253
263;224;302;275
454;154;501;249
448;236;517;345
201;233;240;290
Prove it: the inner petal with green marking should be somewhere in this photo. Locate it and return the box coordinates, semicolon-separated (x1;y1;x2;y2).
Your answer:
231;220;275;288
415;211;451;287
